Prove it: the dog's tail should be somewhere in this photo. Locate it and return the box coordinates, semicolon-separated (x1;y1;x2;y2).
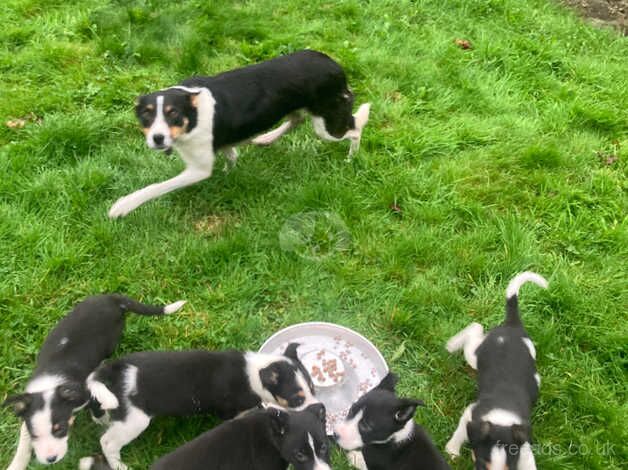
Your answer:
505;272;548;326
111;294;186;316
86;368;119;411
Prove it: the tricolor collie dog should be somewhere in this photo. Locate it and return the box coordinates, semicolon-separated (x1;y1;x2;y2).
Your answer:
86;343;317;470
444;272;548;470
147;404;330;470
334;373;451;470
2;295;185;470
109;49;371;218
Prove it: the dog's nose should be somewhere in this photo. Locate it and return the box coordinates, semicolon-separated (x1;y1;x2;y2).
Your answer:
153;134;165;145
46;455;58;464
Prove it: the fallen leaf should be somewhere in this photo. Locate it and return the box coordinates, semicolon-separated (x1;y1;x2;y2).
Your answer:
455;38;472;50
6;119;26;129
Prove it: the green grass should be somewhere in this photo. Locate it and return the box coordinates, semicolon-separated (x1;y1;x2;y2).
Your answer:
0;0;626;468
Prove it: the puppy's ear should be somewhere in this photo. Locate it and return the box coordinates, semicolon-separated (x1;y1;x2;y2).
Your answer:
306;403;326;423
283;343;300;361
268;407;290;437
57;382;87;406
467;420;492;443
394;398;423;423
260;363;281;388
512;423;531;445
3;393;33;417
376;372;398;391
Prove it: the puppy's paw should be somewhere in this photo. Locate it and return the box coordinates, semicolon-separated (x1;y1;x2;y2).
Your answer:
347;451;368;470
108;195;141;218
445;440;461;458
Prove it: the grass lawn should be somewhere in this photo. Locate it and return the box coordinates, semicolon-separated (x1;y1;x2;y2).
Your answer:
0;0;626;468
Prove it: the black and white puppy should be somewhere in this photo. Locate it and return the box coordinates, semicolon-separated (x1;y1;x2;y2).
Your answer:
108;49;370;218
2;294;185;469
146;404;331;470
86;343;317;470
444;272;548;470
334;373;450;470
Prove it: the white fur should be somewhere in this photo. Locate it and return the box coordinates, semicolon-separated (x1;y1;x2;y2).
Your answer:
522;337;536;359
163;299;186;315
534;373;541;387
7;422;32;470
371;418;415;445
251;112;303;145
101;405;151;470
346;450;368;470
334;409;364;451
30;390;68;464
506;272;548;299
109;88;216;218
79;457;95;470
311;103;370;158
482;408;522;427
308;433;331;470
489;445;508;470
446;322;484;370
445;402;476;458
59;337;69;347
146;95;172;149
518;442;537;470
87;372;119;410
26;374;65;394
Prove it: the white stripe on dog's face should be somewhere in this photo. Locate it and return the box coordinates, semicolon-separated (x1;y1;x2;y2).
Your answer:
333;409;364;450
146;95;172;149
30;390;68;465
308;433;331;470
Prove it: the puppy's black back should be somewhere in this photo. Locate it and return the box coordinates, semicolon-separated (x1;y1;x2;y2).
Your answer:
181;50;349;148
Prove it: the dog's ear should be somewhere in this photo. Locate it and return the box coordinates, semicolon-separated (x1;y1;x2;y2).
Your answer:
283;343;300;361
268;406;290;437
306;403;326;423
512;423;531;445
3;393;33;417
376;372;398;391
260;363;281;388
394;398;423;423
467;420;492;443
57;382;87;406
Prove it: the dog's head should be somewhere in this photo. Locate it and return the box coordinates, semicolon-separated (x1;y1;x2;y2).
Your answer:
334;372;424;450
267;403;331;470
466;420;533;470
250;343;316;409
135;88;200;152
4;377;87;465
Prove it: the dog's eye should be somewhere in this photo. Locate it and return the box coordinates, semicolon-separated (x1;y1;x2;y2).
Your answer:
294;450;308;463
358;419;373;433
141;108;153;117
166;109;179;118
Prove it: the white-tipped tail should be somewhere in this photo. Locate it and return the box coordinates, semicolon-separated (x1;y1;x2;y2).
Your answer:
163;300;186;314
87;373;119;410
79;457;95;470
506;272;548;299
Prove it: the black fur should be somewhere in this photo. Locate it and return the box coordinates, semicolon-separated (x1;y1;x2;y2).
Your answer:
150;404;330;470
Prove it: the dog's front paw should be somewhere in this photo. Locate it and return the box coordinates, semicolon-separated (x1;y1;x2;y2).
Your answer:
445;440;461;459
347;451;368;470
109;195;140;219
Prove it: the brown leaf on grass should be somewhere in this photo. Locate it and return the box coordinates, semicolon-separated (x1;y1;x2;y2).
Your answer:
389;202;402;216
455;39;472;50
194;214;235;236
5;113;41;129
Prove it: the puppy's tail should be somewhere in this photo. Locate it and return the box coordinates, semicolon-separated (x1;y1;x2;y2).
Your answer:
505;272;548;326
86;371;119;411
111;294;186;316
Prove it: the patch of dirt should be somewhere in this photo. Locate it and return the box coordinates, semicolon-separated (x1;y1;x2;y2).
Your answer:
562;0;627;34
193;214;236;236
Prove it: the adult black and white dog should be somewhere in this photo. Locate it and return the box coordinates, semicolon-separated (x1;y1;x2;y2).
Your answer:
147;404;331;470
334;373;451;470
2;294;185;469
86;343;317;469
108;49;371;218
444;272;548;470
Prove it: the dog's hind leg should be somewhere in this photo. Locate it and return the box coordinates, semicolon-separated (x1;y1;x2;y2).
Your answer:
101;407;150;470
445;403;476;458
251;112;304;146
7;422;32;470
222;147;238;172
446;322;484;370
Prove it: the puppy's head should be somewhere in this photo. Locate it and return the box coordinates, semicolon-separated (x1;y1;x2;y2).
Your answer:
135;88;200;152
257;343;316;409
4;380;87;465
467;420;532;470
268;403;331;470
334;372;423;451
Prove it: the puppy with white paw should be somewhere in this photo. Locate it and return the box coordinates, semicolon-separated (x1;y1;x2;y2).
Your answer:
3;294;185;469
86;343;317;470
149;404;331;470
445;272;548;469
109;49;370;218
334;373;451;469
